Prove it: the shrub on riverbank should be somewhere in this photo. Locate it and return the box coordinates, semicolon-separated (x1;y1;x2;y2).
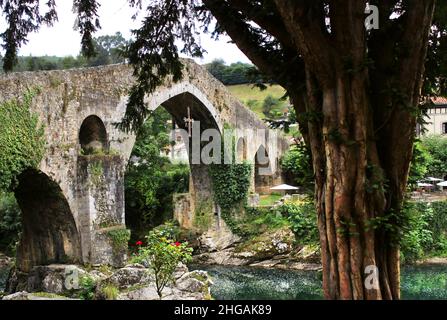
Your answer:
401;201;447;263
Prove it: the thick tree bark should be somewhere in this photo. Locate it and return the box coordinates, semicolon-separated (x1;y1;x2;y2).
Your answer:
206;0;437;300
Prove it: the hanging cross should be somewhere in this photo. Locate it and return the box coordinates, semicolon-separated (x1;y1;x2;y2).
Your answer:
184;106;194;137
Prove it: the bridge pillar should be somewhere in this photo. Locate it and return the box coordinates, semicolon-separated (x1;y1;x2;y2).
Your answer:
76;155;127;267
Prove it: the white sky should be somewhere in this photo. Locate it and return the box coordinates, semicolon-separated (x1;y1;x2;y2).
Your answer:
0;0;251;65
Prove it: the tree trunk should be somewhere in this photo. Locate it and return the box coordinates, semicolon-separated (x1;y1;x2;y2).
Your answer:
299;67;405;300
206;0;436;301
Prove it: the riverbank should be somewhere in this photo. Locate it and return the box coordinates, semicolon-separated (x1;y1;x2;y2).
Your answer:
1;258;213;300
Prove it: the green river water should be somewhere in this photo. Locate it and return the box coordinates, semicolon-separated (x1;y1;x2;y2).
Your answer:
193;264;447;300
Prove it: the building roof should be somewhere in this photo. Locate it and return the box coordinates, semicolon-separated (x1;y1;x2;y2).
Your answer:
432;97;447;105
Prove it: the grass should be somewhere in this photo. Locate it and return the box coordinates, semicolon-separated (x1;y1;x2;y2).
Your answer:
259;193;283;207
101;284;119;300
227;84;289;119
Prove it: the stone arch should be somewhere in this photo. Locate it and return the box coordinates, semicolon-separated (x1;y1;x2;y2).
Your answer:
146;82;223;132
14;169;82;272
125;89;222;231
79;115;108;154
236;137;248;162
254;144;273;193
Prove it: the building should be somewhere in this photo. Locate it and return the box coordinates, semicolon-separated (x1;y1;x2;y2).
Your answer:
419;97;447;136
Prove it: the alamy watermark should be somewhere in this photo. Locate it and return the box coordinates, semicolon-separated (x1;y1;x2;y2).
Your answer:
169;122;277;176
365;5;380;31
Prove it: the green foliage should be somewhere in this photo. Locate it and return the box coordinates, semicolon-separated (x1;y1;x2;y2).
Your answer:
238;206;289;238
230;199;318;244
227;84;288;121
0;88;45;191
419;135;447;178
193;200;214;232
209;162;252;211
281;201;319;245
280;145;314;191
205;59;262;85
408;140;432;187
1;32;128;74
106;228;131;255
0;192;21;255
262;95;281;118
101;284;119;300
131;227;193;299
78;275;96;300
0;1;58;71
88;32;128;67
209;127;252;232
258;193;283;207
400;201;447;263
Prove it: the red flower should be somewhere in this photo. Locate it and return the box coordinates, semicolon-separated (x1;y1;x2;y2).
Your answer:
136;241;143;246
173;242;181;247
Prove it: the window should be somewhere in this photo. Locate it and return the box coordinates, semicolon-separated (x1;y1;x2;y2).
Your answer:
443;122;447;134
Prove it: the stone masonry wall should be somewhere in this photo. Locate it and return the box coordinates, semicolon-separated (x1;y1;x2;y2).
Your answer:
0;59;288;267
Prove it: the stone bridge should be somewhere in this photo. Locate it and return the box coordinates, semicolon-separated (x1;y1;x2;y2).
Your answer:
0;60;289;271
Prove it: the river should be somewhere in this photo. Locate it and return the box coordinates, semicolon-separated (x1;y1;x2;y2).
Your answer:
192;264;447;300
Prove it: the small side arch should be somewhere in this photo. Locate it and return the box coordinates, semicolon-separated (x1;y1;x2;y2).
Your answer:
254;145;273;193
236;137;248;163
79;115;108;154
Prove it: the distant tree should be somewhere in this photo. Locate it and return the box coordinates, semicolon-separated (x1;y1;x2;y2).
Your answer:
205;59;262;85
87;32;128;67
420;135;447;179
262;95;280;118
205;59;226;81
408;140;432;187
281;144;314;191
246;99;257;109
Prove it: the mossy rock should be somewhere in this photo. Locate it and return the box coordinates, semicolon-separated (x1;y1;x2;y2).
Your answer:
235;227;295;261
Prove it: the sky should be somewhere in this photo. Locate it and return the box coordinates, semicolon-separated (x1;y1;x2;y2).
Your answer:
0;0;251;65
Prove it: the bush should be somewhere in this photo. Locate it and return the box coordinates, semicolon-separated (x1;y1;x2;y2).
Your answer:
400;201;447;263
281;201;319;245
262;95;280;118
131;227;193;299
235;206;289;237
280;145;314;191
78;275;96;300
101;284;119;300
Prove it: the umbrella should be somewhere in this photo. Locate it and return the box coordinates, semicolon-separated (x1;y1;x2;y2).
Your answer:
270;184;299;191
428;177;443;182
417;182;434;187
437;181;447;187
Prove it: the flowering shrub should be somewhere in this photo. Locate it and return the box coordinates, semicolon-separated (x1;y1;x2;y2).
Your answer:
131;228;193;298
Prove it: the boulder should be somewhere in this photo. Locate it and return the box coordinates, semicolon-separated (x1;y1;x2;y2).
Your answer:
197;220;241;253
107;267;154;289
2;291;29;300
117;269;213;300
2;291;76;300
15;265;87;295
235;227;295;262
